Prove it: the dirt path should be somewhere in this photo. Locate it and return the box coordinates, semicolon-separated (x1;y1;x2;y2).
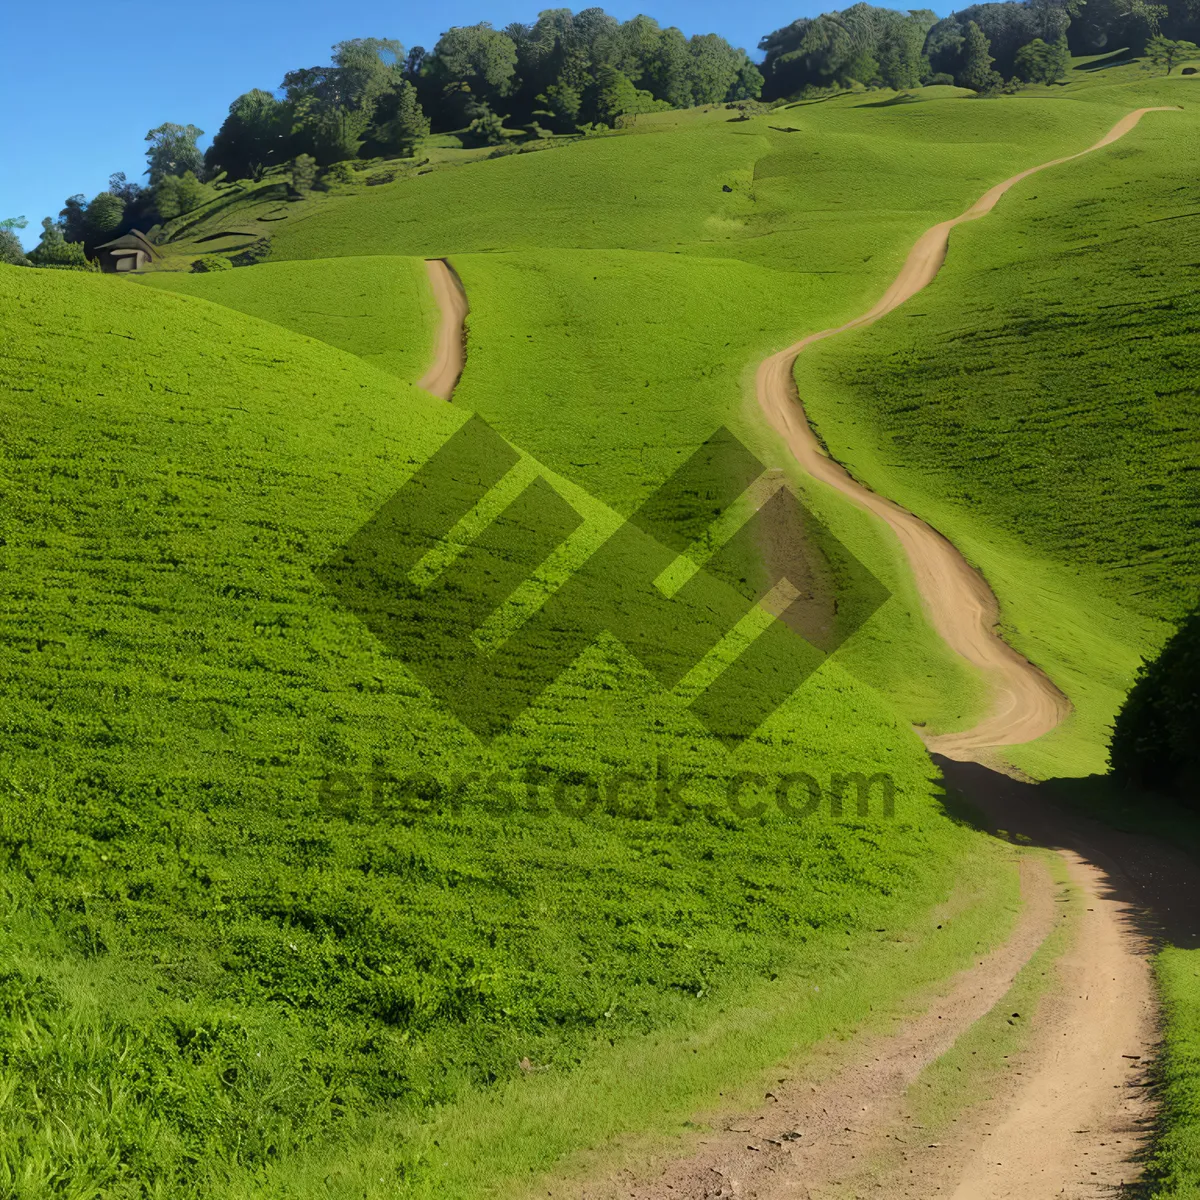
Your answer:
418;258;469;400
576;857;1062;1200
565;108;1182;1200
756;105;1178;761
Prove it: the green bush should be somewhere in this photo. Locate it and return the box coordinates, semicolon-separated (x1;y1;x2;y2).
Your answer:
230;237;271;267
291;153;318;196
462;109;507;148
1110;604;1200;801
925;72;956;86
156;171;212;220
1;216;30;266
27;218;96;271
320;161;356;187
191;253;233;273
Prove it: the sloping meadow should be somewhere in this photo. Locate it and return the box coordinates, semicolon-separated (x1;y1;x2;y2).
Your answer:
790;81;1199;777
0;265;989;1194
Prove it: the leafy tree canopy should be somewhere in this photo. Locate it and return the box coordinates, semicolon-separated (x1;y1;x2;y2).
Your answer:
145;123;205;185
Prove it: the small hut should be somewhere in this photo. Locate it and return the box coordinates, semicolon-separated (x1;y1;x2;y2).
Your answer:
95;231;158;274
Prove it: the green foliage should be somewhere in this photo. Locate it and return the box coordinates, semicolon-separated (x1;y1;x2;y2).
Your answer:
1014;36;1071;82
1110;605;1200;798
145;122;205;185
591;65;670;124
959;21;997;89
191;253;234;272
1148;948;1200;1196
463;106;508;146
759;5;937;95
1;216;30;266
205;88;288;179
305;104;373;166
320;159;357;186
82;191;125;242
429;22;519;107
1147;33;1200;70
332;36;406;109
291;152;318;195
155;170;211;219
754;0;1072;92
57;193;88;243
879;11;935;88
728;57;766;100
372;79;430;156
27;217;94;270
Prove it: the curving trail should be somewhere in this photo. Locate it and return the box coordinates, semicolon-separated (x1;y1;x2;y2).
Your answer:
564;106;1182;1200
757;106;1178;761
418;258;469;400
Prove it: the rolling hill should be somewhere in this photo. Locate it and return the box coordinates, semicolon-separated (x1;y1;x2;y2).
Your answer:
4;48;1199;1199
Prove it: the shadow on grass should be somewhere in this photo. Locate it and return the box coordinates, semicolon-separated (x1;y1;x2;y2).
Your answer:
932;754;1200;950
856;92;925;108
1073;46;1137;72
931;756;1200;1197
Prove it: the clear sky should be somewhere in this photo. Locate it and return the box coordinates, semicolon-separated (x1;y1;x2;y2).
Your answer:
0;1;925;249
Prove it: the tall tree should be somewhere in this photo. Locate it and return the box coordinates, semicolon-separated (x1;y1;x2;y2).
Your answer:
206;90;288;179
1014;34;1071;80
959;21;997;88
428;23;519;111
613;14;664;83
878;11;936;88
646;26;695;105
1147;32;1200;68
83;192;125;245
155;171;211;220
332;37;405;109
57;194;88;243
687;33;745;103
108;172;144;206
1;217;30;266
145;123;205;185
370;80;431;156
728;57;766;99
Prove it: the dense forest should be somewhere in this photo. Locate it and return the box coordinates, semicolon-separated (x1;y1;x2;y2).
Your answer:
2;1;1197;268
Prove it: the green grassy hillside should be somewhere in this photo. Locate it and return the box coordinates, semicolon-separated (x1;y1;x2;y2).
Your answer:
262;91;1144;285
8;55;1200;1198
139;255;440;383
0;263;1007;1197
793;91;1199;776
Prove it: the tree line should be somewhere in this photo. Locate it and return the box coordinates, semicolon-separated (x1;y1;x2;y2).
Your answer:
759;0;1197;94
3;2;1197;269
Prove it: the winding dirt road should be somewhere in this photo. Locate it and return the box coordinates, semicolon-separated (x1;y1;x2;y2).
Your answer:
559;106;1183;1200
417;258;469;400
757;106;1178;760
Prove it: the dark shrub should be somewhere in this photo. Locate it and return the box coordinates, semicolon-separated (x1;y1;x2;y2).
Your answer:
1110;604;1200;802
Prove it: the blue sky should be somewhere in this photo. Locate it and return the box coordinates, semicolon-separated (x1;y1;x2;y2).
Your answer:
0;1;922;249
